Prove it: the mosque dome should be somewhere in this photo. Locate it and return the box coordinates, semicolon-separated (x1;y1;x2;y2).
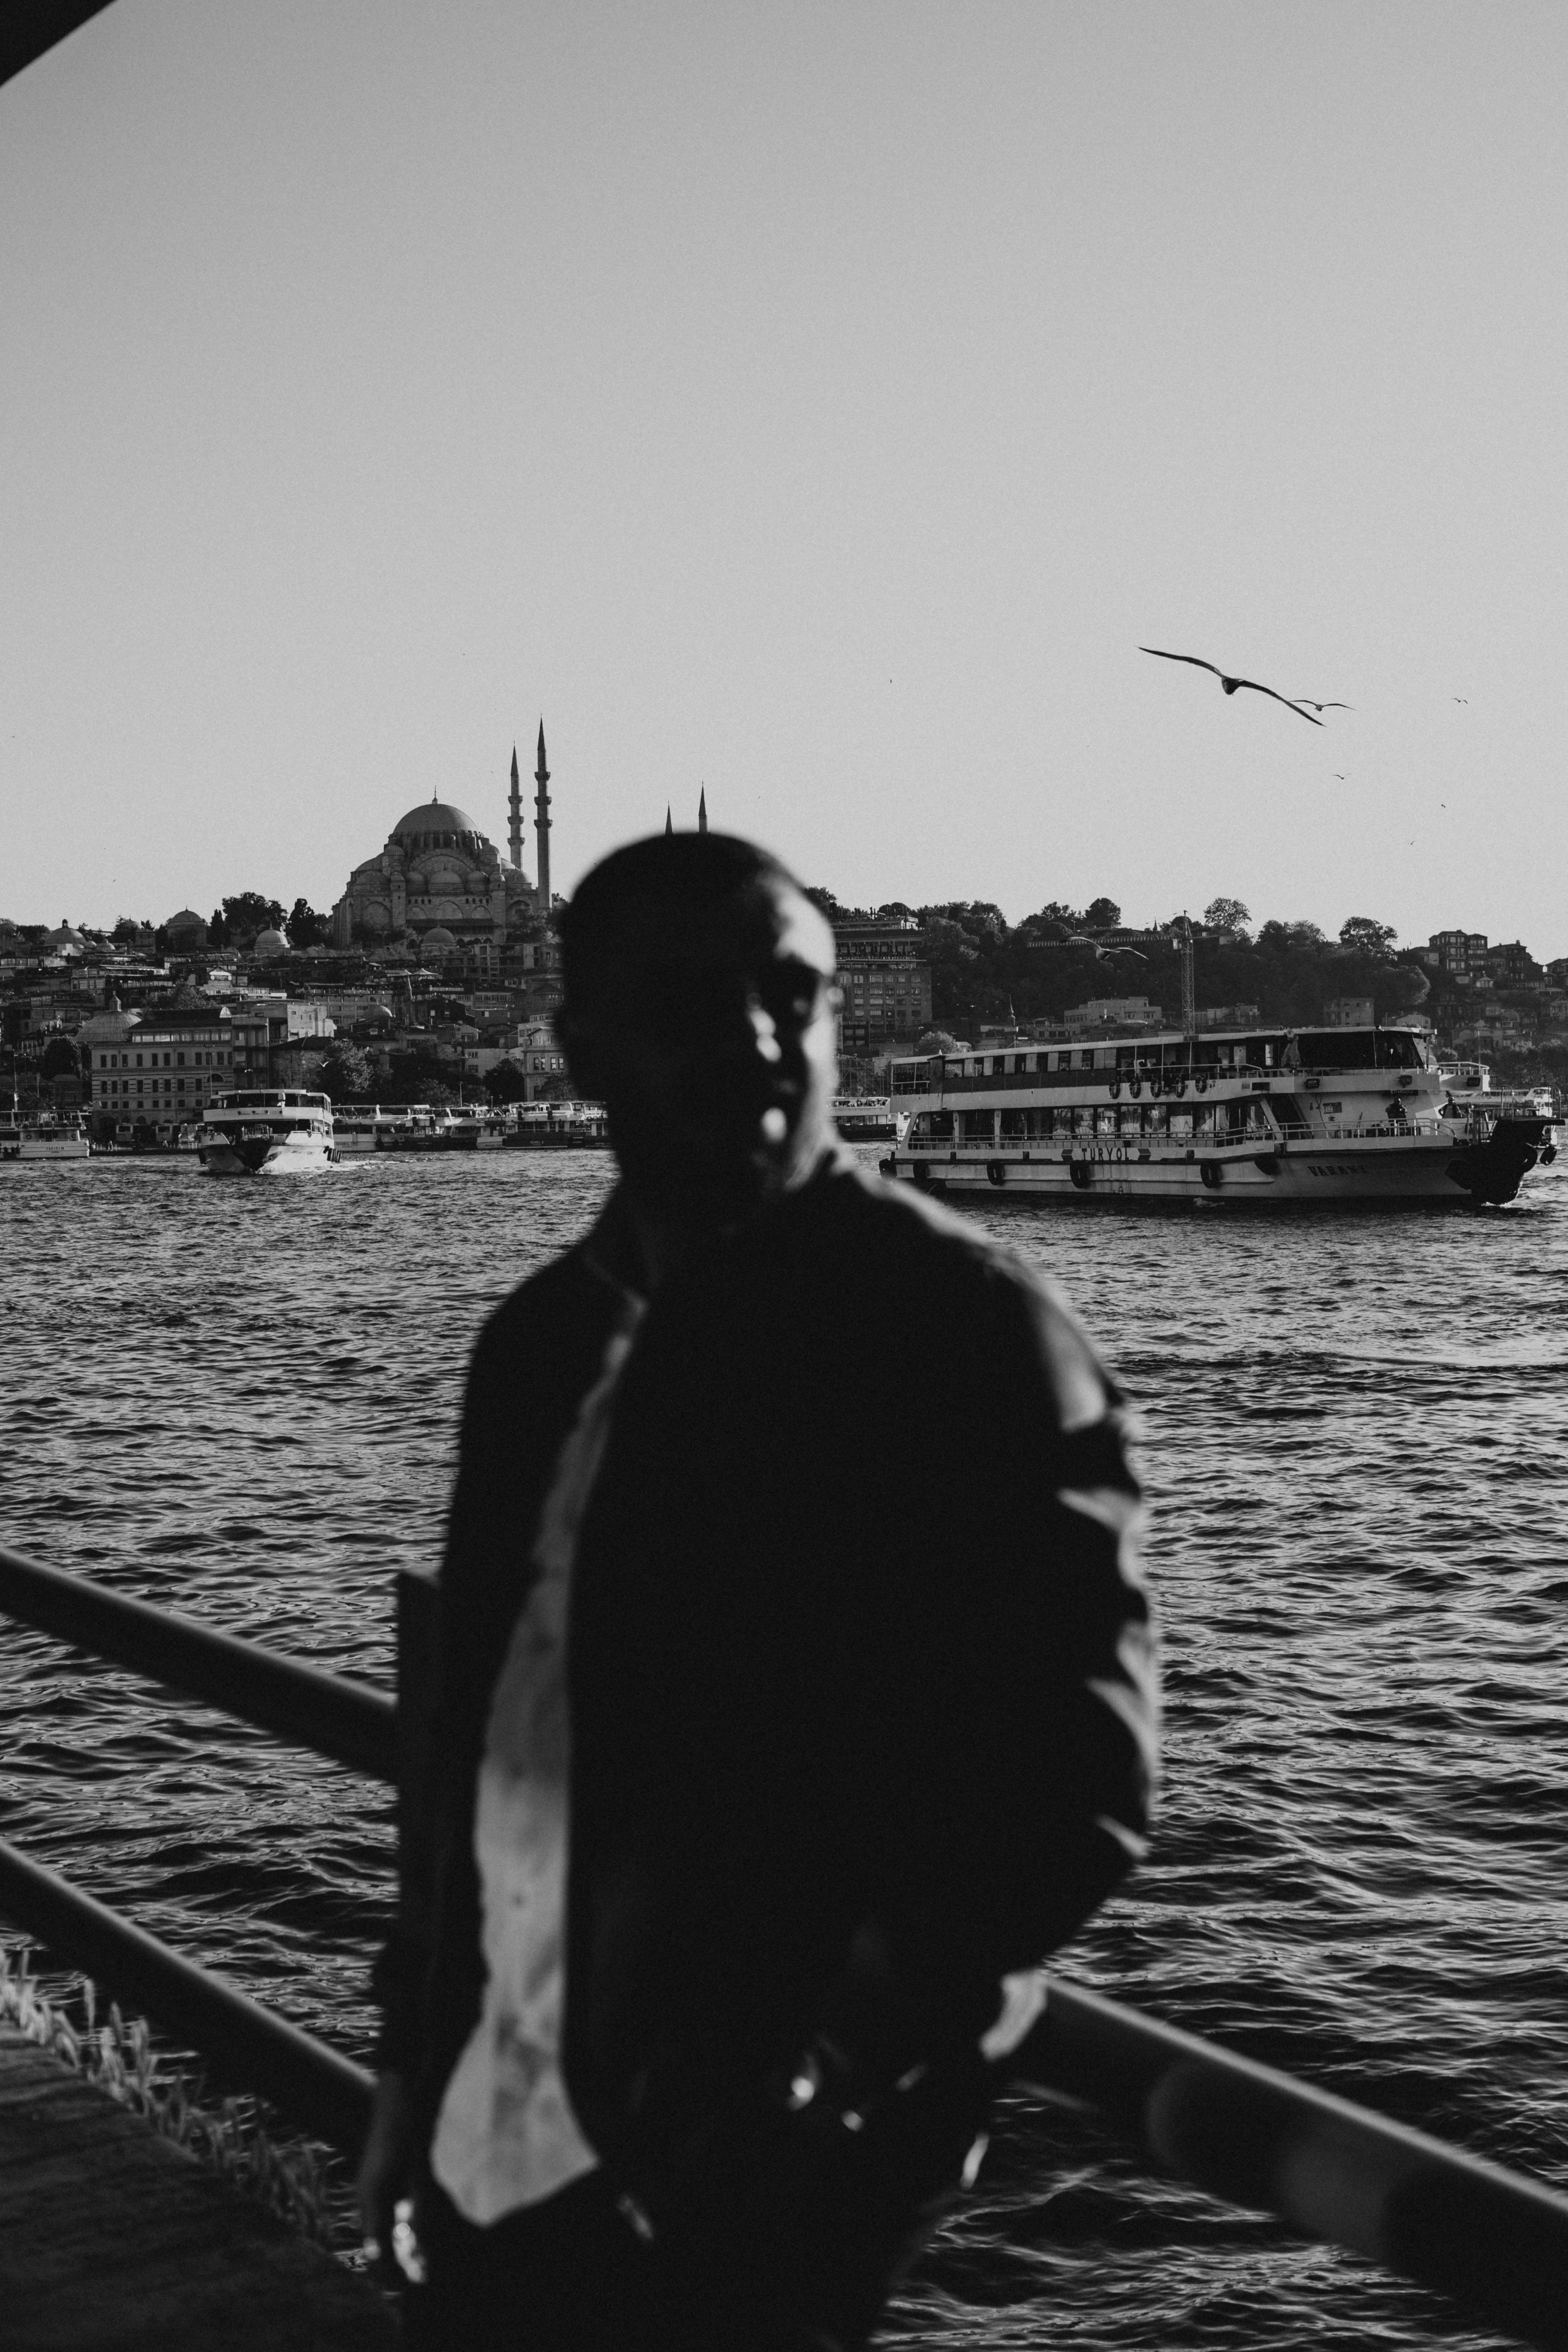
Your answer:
420;926;459;956
253;927;290;958
47;921;87;947
391;799;487;855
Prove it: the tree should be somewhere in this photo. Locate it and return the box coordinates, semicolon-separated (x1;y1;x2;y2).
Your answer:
1083;897;1122;930
914;1029;960;1055
1339;915;1398;958
208;908;229;947
318;1043;371;1101
286;897;331;949
217;892;285;945
40;1035;80;1078
1203;897;1251;937
111;916;149;944
484;1058;530;1104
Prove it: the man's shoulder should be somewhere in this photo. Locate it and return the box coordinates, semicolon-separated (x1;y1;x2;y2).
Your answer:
469;1232;616;1379
772;1161;1118;1428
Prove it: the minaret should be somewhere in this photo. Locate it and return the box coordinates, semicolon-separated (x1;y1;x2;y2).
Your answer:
665;805;673;836
508;746;523;871
698;785;708;834
534;721;552;913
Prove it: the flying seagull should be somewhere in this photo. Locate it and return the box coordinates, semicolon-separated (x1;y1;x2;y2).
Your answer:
1139;646;1323;725
1292;698;1354;714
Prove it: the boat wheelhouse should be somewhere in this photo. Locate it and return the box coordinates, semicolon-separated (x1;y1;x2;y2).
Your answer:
884;1022;1556;1206
196;1089;336;1176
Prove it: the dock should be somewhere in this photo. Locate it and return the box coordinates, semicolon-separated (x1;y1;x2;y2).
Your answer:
0;2025;396;2352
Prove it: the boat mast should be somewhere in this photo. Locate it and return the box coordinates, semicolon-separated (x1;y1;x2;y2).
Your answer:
1180;914;1196;1064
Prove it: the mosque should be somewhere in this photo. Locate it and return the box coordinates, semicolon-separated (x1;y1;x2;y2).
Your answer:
331;727;556;954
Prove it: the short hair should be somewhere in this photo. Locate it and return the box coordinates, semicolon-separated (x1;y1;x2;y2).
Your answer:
561;833;805;1017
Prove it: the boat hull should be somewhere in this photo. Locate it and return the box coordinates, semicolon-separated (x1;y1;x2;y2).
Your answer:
885;1120;1554;1207
199;1134;337;1176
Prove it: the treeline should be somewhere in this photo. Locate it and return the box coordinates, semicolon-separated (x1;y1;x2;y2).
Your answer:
807;889;1432;1037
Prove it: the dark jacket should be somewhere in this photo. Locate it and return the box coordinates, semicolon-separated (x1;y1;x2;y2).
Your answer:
377;1157;1158;2195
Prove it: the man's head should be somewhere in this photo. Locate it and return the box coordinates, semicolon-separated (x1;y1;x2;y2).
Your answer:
559;833;839;1231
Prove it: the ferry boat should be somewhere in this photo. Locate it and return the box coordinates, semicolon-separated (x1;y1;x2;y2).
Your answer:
0;1112;92;1162
333;1106;413;1155
196;1089;337;1176
883;1022;1557;1207
832;1095;896;1140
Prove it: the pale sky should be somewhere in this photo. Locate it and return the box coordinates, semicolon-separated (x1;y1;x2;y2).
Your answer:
3;2;1566;955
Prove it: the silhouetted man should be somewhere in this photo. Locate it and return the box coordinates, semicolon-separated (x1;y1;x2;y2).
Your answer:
360;832;1158;2349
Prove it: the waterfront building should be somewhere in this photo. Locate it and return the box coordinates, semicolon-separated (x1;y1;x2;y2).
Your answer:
1063;996;1164;1034
832;919;932;1050
331;741;558;951
86;1005;271;1129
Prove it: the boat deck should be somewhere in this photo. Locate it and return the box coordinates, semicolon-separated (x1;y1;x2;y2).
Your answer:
0;2026;394;2351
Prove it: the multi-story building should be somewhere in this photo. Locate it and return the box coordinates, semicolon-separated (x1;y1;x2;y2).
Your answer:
1482;940;1538;989
85;1005;272;1131
1324;996;1375;1027
833;921;932;1050
1424;930;1489;981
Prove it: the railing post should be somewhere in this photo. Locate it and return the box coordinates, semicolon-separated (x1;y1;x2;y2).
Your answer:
395;1567;440;1952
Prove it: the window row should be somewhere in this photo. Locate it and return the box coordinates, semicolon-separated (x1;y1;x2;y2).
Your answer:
913;1101;1276;1145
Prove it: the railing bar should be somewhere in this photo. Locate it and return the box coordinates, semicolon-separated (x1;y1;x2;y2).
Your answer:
0;1542;396;1782
1024;1978;1568;2352
0;1836;372;2158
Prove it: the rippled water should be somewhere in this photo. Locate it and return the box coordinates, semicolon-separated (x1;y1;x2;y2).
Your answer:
3;1148;1566;2347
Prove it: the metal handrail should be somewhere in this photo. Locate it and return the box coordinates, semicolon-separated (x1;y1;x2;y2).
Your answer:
0;1837;372;2157
1021;1979;1568;2352
0;1541;395;1781
3;1542;1568;2346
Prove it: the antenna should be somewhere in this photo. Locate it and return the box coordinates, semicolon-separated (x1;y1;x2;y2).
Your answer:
1180;915;1196;1058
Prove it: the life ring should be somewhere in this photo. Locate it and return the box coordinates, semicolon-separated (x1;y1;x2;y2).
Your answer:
1069;1160;1092;1191
1109;1078;1121;1098
1200;1159;1223;1190
1172;1078;1188;1098
1195;1073;1209;1093
1149;1077;1163;1098
1129;1078;1142;1097
986;1159;1006;1187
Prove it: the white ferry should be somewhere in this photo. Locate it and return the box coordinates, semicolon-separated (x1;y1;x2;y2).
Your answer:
883;1023;1557;1207
0;1112;92;1162
196;1089;337;1176
333;1106;413;1155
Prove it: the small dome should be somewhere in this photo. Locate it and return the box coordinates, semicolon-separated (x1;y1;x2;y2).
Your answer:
48;921;87;946
421;926;459;955
253;927;290;957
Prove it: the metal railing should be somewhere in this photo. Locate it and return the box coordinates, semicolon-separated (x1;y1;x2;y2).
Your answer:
1;1536;1567;2346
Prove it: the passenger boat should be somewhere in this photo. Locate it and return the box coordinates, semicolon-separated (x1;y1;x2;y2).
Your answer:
196;1089;337;1176
332;1106;412;1155
0;1112;92;1161
832;1095;895;1139
883;1022;1557;1206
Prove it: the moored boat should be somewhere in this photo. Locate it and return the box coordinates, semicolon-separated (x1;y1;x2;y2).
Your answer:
196;1089;337;1176
832;1094;895;1139
883;1021;1557;1206
0;1112;92;1162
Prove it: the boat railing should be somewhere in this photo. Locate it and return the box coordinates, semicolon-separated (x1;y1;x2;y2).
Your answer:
1;1531;1567;2347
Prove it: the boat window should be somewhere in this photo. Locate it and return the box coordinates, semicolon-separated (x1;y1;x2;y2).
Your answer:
1078;1050;1094;1070
999;1109;1025;1138
1295;1029;1423;1071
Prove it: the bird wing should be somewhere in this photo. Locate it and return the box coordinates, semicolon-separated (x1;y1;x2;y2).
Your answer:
1230;677;1324;725
1139;646;1224;680
1294;699;1353;712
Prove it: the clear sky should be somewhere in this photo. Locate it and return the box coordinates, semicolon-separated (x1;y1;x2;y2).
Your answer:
3;1;1565;954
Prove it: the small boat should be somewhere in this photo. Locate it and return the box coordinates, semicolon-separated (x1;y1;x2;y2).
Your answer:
196;1089;337;1176
0;1112;92;1162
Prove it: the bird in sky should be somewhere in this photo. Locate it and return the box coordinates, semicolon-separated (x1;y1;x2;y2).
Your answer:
1292;698;1354;714
1452;697;1468;704
1138;647;1323;724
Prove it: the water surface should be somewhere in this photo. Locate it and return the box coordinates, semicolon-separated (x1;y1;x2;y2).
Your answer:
3;1149;1565;2347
